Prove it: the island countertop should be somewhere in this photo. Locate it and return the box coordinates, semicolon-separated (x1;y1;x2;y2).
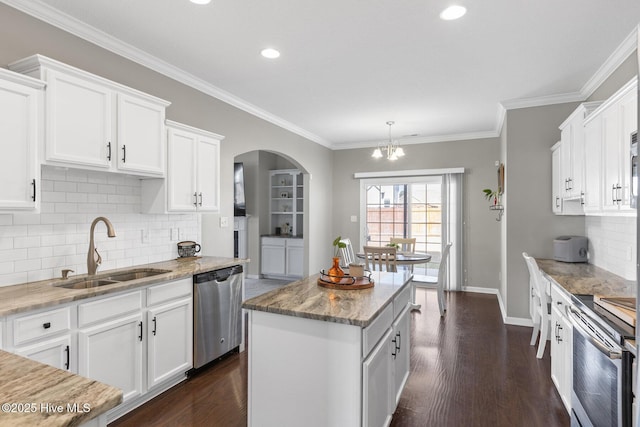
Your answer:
0;350;122;426
242;270;413;327
535;258;635;297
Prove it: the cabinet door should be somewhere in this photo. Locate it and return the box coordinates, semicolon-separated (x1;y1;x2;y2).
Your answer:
78;313;144;402
196;136;220;212
167;127;197;212
285;241;304;277
560;126;572;197
15;335;73;372
583;117;602;213
618;90;637;210
602;105;621;211
572;121;586;198
45;70;112;168
116;93;165;176
363;328;393;427
550;305;562;391
551;144;562;213
147;298;192;389
0;78;39;210
392;306;410;406
261;244;286;276
558;313;573;412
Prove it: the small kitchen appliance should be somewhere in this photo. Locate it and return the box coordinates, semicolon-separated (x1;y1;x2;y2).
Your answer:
553;236;588;263
177;241;201;258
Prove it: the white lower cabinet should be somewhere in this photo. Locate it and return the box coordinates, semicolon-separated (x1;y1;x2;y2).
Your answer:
8;305;74;372
550;282;572;413
3;276;194;423
363;328;394;427
392;305;411;405
79;312;144;402
146;278;193;390
15;335;73;372
78;291;144;403
261;236;304;278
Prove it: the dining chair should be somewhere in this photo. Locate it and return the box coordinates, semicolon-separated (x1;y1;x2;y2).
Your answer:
389;237;416;253
436;242;452;316
339;238;356;267
363;246;397;272
522;252;551;359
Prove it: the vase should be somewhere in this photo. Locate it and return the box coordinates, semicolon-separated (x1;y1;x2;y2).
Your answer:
328;257;344;283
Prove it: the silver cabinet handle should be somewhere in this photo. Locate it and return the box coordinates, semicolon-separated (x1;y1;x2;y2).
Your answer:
122;145;127;163
193;192;198;207
198;192;203;206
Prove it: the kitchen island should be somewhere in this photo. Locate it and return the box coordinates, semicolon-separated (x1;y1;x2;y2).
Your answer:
243;270;413;427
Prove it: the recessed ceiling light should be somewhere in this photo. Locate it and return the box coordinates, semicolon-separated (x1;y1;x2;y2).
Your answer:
261;48;281;59
440;5;467;20
190;0;211;4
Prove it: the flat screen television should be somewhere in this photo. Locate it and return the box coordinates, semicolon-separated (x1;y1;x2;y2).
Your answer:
234;162;247;216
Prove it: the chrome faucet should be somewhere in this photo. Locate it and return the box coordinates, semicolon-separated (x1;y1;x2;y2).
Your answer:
87;216;116;275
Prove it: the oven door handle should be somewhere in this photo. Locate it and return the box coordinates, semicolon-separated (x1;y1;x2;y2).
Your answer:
566;305;623;360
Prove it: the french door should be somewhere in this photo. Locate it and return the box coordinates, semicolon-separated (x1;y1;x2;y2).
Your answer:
360;176;443;282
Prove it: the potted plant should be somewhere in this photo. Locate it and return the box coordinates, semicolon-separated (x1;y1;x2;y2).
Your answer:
482;188;500;205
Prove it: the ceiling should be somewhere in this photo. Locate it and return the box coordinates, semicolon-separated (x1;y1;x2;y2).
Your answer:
3;0;640;149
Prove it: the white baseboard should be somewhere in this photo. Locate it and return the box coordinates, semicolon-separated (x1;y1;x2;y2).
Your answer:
461;286;533;327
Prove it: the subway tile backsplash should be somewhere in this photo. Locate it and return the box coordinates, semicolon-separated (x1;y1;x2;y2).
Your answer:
586;215;636;280
0;166;200;287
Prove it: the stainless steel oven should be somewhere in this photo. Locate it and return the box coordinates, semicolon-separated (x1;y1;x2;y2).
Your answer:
567;298;634;427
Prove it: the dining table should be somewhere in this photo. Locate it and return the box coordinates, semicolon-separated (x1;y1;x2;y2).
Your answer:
356;251;432;310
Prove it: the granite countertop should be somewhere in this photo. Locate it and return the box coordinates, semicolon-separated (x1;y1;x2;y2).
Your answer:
535;258;635;297
0;350;122;426
242;271;412;327
0;256;248;317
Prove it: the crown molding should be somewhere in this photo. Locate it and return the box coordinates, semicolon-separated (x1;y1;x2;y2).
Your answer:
501;91;585;110
0;0;331;148
333;129;500;150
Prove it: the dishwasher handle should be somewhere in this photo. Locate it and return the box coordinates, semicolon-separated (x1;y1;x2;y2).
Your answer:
194;265;243;283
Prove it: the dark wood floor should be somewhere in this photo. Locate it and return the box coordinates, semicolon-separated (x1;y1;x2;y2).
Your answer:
110;289;569;427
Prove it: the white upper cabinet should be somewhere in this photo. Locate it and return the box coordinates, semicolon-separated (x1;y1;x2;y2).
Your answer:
117;93;166;175
557;102;602;208
583;115;603;213
585;78;637;214
551;142;563;214
9;54;170;177
0;69;44;211
141;121;223;213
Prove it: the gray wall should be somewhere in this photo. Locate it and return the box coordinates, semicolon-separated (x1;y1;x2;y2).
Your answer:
0;3;334;276
503;104;586;319
331;138;501;290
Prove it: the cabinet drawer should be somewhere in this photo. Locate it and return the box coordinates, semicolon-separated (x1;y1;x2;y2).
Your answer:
286;238;304;247
362;303;393;358
262;237;285;247
147;278;192;306
78;290;142;327
13;306;71;346
550;282;572;314
393;285;411;318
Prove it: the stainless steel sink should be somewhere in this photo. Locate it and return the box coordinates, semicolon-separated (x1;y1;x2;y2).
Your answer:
54;268;171;289
103;269;171;282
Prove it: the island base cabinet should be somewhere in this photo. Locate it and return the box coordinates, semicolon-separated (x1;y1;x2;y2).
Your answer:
248;311;362;427
78;313;144;403
363;328;394;427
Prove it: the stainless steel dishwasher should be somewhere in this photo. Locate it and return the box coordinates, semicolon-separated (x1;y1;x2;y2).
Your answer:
193;265;243;369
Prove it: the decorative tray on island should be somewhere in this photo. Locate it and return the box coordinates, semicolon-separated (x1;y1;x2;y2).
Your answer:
317;270;374;290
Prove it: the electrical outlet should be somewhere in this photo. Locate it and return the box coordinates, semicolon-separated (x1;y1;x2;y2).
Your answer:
220;217;229;228
350;215;358;222
141;228;149;244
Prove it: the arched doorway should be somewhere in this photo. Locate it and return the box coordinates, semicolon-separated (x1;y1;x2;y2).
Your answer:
233;150;310;280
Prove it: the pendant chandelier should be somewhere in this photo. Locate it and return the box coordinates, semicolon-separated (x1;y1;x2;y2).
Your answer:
372;121;405;161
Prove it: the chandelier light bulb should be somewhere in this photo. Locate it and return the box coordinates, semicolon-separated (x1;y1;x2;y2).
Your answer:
372;148;383;159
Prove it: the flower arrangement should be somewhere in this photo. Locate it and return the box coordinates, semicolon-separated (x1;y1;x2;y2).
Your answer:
333;236;347;257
